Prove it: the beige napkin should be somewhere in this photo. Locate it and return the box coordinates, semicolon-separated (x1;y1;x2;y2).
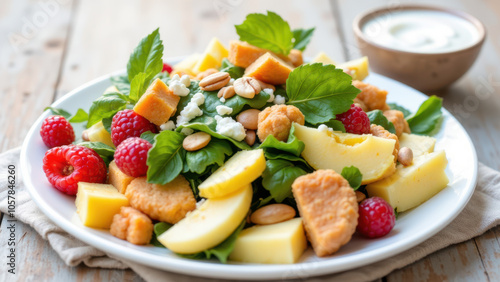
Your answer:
1;147;499;282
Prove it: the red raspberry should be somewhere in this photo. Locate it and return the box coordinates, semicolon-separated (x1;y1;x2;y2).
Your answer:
357;197;396;238
336;104;370;134
40;115;75;148
114;137;152;177
43;145;107;195
111;109;158;147
162;63;173;73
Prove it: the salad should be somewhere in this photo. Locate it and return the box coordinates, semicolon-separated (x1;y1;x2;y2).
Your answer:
39;11;448;264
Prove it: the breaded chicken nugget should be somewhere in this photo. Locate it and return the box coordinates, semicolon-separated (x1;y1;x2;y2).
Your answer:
383;110;411;137
125;175;196;224
353;80;390;111
292;170;358;257
110;206;153;245
257;105;305;142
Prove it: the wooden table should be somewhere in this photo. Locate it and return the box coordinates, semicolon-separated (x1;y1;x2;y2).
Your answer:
1;0;499;281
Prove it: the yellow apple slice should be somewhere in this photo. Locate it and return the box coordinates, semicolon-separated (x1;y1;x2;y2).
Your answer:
198;149;265;198
229;218;307;264
84;121;114;148
172;53;200;76
204;37;228;63
311;51;336;65
337;56;369;81
366;151;449;212
157;185;252;254
399;133;436;157
293;123;396;184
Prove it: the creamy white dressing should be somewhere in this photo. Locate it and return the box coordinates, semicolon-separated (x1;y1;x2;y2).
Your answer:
362;10;480;53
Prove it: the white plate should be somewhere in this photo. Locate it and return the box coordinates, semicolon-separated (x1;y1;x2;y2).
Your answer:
21;60;477;280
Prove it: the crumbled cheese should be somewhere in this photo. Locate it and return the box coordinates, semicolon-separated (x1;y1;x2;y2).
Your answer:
216;105;233;116
169;74;190;96
318;124;334;133
263;88;275;103
220;97;226;103
160;120;176;131
228;78;235;86
214;115;246;141
191;92;205;106
180;128;194;136
273;94;286;105
176;94;204;126
180;75;191;87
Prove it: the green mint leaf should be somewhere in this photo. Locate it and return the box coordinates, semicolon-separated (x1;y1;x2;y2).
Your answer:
388;103;411;118
110;75;130;95
235;11;294;55
78;141;115;166
186;139;233;174
87;92;129;128
292;27;315;51
258;124;304;156
150;222;173;248
341;166;363;190
45;107;71;119
102;117;113;133
367;110;396;134
147;130;185;184
406;96;443;135
262;159;307;202
219;58;244;79
140;131;157;145
322;119;346;132
68;108;89;123
127;28;164;84
129;72;148;103
286;63;360;124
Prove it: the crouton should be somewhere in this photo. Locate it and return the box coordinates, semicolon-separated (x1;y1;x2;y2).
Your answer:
108;160;135;194
228;40;268;68
245;53;294;85
257;105;305;142
133;78;180;126
353;80;390;111
110;207;153;245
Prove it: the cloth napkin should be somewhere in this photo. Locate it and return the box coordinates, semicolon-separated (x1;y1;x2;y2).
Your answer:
1;147;499;282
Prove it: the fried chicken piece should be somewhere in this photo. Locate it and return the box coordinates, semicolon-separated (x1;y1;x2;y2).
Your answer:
125;175;196;224
292;170;358;257
370;124;399;161
353;80;390;111
110;207;153;245
383;110;411;137
257;105;305;142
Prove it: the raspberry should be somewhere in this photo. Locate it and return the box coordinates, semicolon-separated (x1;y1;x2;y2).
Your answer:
114;137;152;177
162;63;173;73
357;197;396;238
40;115;75;148
43;145;107;195
336;104;370;134
111;109;158;147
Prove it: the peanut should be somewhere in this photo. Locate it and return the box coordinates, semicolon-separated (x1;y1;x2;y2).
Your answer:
199;72;230;91
255;79;276;91
250;204;296;225
195;68;218;81
234;77;261;99
245;130;256;146
182;132;211;152
398;147;413;166
217;86;236;99
236;109;260;130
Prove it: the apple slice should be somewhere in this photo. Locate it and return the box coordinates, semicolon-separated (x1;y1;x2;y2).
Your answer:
399;133;436;157
293;123;396;184
337;56;369;81
157;185;252;254
198;149;265;198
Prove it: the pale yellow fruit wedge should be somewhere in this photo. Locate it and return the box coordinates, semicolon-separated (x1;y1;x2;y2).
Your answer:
399;133;436;157
204;37;229;63
158;185;252;254
229;218;307;264
293;123;396;184
85;121;114;148
198;149;266;198
366;151;449;212
75;182;129;229
311;51;336;65
337;56;369;81
104;85;119;94
173;53;200;76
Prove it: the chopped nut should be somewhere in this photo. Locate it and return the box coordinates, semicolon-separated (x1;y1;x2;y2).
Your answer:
195;68;219;81
398;147;413;166
217;86;236;99
245;130;256;146
255;79;276;91
234;77;261;99
250;204;296;225
199;72;230;91
182;132;211;151
81;129;89;141
355;191;366;203
237;109;260;130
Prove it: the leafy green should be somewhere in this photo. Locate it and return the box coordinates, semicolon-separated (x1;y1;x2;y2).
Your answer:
203;89;270;117
147;130;185;184
286;63;359;124
110;75;130;95
128;72;148;103
102;117;113;133
176;116;250;150
322;119;346;132
235;11;294;55
263;150;311;169
87;92;129;128
406;96;443;135
150;222;172;248
367;110;396;134
45;107;88;123
219;58;244;79
262;159;307;202
178;220;246;263
292;28;315;51
388;103;411;118
45;107;71;118
78;141;115;166
258;125;304;156
127;28;164;85
341;166;363;190
394;207;399;219
185;139;233;174
140;131;157;145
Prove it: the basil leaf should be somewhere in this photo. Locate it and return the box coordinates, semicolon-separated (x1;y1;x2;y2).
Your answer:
176;116;250;150
262;159;307;202
44;107;71;119
286;63;359;124
388;103;411;118
186;139;233;174
140;131;157;145
87;92;129;128
68;108;89;123
406;96;443;135
110;75;130;95
78;141;115;166
150;222;173;248
147;130;185;184
102;117;113;134
127;28;164;84
235;11;294;55
292;27;315;51
341;166;363;190
258;124;304;156
128;72;148;103
219;58;244;79
367;110;396;134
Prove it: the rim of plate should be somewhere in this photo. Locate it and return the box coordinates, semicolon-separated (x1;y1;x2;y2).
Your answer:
20;59;478;280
